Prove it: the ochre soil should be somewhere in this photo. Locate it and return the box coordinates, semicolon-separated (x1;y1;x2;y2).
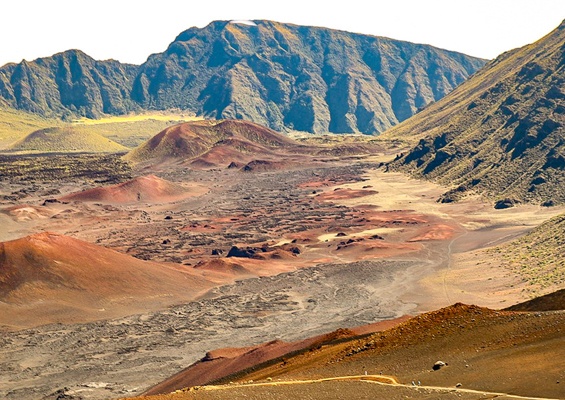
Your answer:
130;304;565;400
1;152;564;399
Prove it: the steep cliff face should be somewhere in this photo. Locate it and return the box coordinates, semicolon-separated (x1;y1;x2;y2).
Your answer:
0;21;485;133
388;20;565;204
132;20;485;134
0;50;138;119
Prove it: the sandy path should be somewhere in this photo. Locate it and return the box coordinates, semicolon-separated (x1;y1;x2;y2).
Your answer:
319;168;565;311
188;375;560;400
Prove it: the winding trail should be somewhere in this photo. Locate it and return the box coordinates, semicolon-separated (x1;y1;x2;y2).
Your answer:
442;227;469;304
190;375;561;400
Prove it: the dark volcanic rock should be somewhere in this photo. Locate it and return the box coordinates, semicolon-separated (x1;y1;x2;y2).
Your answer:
42;198;61;206
226;246;257;258
494;198;520;209
241;160;275;172
227;161;242;169
432;361;447;371
41;387;81;400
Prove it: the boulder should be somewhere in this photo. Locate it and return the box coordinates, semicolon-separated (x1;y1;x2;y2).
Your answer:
432;360;447;371
494;198;520;209
226;246;257;258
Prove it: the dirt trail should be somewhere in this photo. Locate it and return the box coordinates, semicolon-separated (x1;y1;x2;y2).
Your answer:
442;229;469;304
187;375;561;400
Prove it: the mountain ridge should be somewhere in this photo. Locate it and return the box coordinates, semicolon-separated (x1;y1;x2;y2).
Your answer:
386;19;565;204
0;49;139;119
133;20;486;134
0;20;486;134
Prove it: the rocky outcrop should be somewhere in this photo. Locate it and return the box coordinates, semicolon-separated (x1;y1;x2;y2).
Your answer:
388;20;565;204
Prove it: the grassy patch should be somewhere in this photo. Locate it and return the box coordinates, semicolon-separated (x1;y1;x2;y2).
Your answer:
487;214;565;296
386;23;565;205
0;108;200;151
7;127;128;154
71;112;199;125
0;107;62;149
64;112;201;148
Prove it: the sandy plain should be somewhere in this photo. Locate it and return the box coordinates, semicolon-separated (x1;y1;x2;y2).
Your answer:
0;153;562;399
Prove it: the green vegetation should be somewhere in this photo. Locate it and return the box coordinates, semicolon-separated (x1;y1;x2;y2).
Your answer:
0;106;195;152
7;127;128;154
388;21;565;204
489;214;565;296
70;114;199;148
0;107;62;149
0;153;132;186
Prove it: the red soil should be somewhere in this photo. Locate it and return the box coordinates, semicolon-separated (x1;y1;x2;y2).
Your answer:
0;232;216;330
143;320;405;396
251;249;298;260
188;138;278;168
127;119;308;165
363;211;430;225
60;175;198;204
350;315;413;335
193;258;256;278
409;223;457;241
134;304;565;400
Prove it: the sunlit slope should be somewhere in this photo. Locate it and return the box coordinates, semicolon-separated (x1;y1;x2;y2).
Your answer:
129;303;565;400
0;106;61;149
386;20;565;204
487;213;565;297
6;126;128;153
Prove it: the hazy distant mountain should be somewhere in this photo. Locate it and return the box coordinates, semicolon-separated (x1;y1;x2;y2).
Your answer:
0;50;138;119
0;21;486;134
388;20;565;204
